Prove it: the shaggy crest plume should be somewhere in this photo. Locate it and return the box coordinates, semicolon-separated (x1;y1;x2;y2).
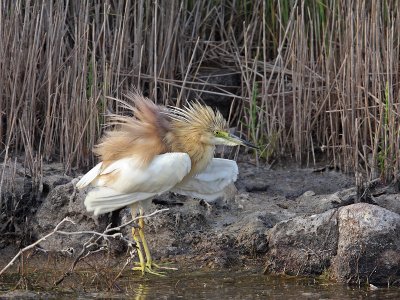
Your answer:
167;101;227;131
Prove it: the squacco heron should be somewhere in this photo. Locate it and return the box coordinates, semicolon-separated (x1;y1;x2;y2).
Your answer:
76;92;256;275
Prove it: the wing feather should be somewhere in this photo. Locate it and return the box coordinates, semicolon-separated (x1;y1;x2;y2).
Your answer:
84;187;157;215
76;162;103;189
83;152;191;214
172;158;238;201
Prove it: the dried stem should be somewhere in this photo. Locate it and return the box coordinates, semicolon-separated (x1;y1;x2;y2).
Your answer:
1;1;400;220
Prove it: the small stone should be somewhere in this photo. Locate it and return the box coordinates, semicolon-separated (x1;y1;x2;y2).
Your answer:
222;277;235;283
245;181;269;192
369;284;379;290
303;190;315;197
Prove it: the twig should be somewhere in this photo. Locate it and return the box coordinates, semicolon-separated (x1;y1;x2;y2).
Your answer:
54;237;106;285
116;208;169;229
111;247;136;284
0;217;74;276
0;208;169;276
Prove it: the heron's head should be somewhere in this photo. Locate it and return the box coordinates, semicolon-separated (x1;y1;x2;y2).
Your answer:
169;102;257;149
211;128;257;149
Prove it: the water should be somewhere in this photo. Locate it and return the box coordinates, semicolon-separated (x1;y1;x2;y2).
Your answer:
1;269;400;299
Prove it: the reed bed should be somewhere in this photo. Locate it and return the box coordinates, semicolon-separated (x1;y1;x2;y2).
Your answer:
0;0;400;199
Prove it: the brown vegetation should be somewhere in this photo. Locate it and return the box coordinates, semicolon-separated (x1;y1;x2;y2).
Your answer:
1;1;400;205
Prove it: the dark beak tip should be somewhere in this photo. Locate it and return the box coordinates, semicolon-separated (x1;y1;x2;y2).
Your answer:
243;141;258;150
230;133;258;150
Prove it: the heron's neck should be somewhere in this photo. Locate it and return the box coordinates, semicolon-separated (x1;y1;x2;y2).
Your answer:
188;144;214;175
165;131;214;175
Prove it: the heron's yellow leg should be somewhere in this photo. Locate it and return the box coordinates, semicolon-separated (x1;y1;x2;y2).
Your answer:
131;227;146;274
133;209;164;276
138;211;162;270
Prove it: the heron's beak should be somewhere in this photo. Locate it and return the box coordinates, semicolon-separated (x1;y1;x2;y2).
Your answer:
227;133;258;150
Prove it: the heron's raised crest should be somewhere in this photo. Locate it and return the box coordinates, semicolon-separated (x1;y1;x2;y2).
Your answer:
167;100;227;131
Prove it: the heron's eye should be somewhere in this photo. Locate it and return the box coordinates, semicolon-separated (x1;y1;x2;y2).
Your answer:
214;130;221;136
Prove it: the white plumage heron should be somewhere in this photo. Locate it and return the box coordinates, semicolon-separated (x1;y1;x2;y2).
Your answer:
76;92;256;275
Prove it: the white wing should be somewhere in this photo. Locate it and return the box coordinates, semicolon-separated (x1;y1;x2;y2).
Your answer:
84;188;157;215
76;162;103;189
172;158;238;202
81;153;191;215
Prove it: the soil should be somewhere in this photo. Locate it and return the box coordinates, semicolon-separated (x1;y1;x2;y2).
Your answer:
3;156;400;290
0;157;355;277
142;160;355;269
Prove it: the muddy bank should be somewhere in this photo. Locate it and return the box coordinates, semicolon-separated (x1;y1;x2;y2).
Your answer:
1;158;400;287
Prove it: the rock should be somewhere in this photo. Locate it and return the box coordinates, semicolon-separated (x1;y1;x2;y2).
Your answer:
265;209;339;275
32;179;109;253
331;203;400;285
302;190;316;197
0;161;72;247
244;181;269;192
41;163;72;191
42;174;72;192
236;164;355;199
293;194;338;214
224;212;271;256
0;290;39;299
374;194;400;215
335;187;358;205
293;187;357;214
266;203;400;286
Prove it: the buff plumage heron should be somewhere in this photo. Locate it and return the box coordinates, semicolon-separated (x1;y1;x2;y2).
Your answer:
76;92;257;275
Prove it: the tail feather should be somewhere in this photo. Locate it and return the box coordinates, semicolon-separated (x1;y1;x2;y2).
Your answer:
76;162;103;189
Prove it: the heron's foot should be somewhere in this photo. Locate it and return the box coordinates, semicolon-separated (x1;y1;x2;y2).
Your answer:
151;261;179;271
132;261;166;276
199;199;213;211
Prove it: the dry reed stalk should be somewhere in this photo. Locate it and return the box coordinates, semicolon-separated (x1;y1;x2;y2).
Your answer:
1;1;400;217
